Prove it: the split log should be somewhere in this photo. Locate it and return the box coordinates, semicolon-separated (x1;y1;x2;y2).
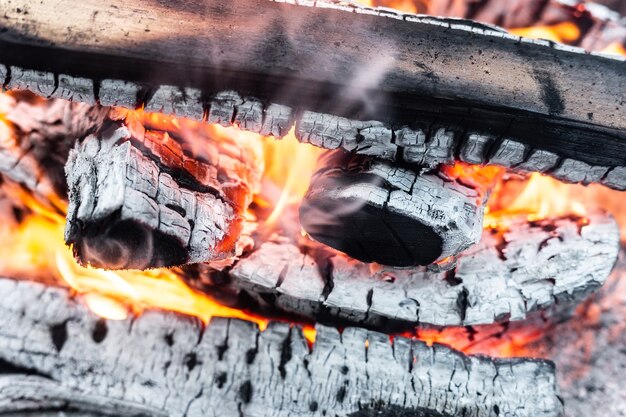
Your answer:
187;212;619;328
0;277;564;417
299;151;488;266
0;91;107;199
64;111;263;269
0;1;625;188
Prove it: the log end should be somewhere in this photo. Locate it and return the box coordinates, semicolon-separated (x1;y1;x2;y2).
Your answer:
67;216;189;270
299;152;484;266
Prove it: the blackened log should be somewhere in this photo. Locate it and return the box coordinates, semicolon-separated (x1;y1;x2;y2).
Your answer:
64;112;263;269
0;277;564;417
299;151;488;266
189;212;619;328
0;1;625;186
0;91;107;199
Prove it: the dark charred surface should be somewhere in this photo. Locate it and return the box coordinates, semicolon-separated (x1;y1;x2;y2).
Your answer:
349;404;450;417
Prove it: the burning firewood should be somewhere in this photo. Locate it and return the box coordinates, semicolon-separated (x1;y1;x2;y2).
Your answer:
187;212;619;328
299;151;490;266
64;110;263;269
0;92;107;199
0;277;564;417
0;0;624;189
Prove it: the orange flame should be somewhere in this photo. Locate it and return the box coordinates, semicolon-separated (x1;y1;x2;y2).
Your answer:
261;128;324;226
601;41;626;57
484;173;588;229
353;0;421;13
0;144;268;328
2;0;626;357
0;209;269;328
509;22;581;43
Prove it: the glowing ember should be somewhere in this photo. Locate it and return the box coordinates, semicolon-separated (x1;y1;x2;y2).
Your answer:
441;163;505;200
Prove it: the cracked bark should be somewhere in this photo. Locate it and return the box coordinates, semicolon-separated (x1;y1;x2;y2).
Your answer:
186;213;619;328
0;277;564;417
0;1;624;184
299;151;488;266
64;110;263;269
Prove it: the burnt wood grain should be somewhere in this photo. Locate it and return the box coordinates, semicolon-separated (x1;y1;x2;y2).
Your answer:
0;0;624;186
299;151;487;266
0;277;564;417
187;212;619;328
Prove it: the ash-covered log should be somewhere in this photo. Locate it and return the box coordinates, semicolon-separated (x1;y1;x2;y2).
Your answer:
299;151;488;266
1;0;625;188
64;111;263;269
0;278;564;417
533;251;626;416
0;91;107;199
188;213;619;328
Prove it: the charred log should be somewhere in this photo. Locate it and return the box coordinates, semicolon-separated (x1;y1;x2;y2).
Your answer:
532;251;626;416
188;213;619;328
0;91;107;199
0;278;564;417
0;1;625;187
64;111;262;269
299;151;488;266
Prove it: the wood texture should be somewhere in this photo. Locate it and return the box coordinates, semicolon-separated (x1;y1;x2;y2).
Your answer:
299;151;486;266
0;0;624;184
0;277;564;417
187;212;619;328
64;111;263;269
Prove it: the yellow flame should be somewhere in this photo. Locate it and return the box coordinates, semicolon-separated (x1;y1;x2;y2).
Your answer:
509;22;581;43
83;294;129;320
263;129;324;226
484;173;589;229
353;0;420;13
600;41;626;57
0;200;268;329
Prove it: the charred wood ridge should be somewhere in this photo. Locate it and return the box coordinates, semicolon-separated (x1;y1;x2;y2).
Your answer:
204;212;620;328
0;0;625;177
0;277;564;417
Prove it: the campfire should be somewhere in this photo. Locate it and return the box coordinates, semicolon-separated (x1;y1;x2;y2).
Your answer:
0;0;625;416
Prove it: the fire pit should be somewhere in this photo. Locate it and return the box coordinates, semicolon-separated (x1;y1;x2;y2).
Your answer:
0;0;625;416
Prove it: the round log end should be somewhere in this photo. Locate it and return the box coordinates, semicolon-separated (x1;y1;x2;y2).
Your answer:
299;152;485;266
